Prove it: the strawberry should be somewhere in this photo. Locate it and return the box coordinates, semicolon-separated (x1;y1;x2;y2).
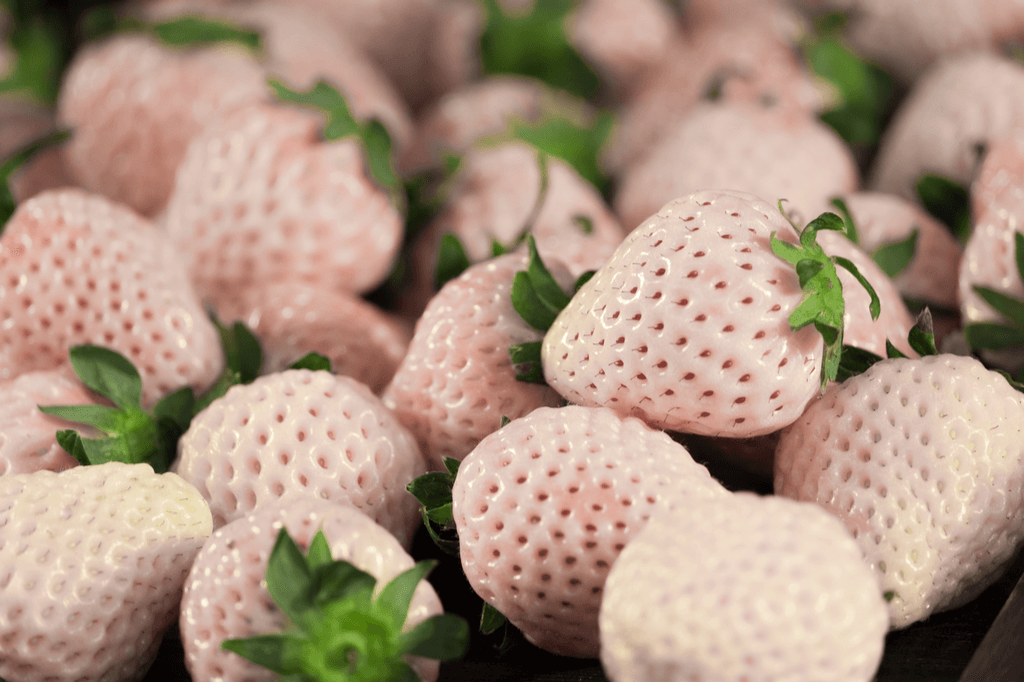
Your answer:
0;461;213;680
541;190;874;438
868;52;1024;203
213;280;412;395
180;494;460;682
0;369;100;476
56;32;269;217
172;368;432;546
835;192;964;310
0;188;224;407
0;97;74;203
451;404;729;658
774;353;1024;628
599;492;889;681
383;251;566;465
613;100;859;233
164;92;404;303
401;141;625;317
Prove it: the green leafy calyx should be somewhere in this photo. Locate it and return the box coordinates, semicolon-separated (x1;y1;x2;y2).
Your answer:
965;231;1024;351
222;528;469;681
407;457;462;556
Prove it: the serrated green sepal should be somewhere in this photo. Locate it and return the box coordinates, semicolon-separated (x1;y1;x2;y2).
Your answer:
192;313;263;414
509;340;545;383
480;602;508;636
916;174;971;243
510;235;571;332
872;228;919;278
964;231;1024;352
407;458;463;556
269;79;404;211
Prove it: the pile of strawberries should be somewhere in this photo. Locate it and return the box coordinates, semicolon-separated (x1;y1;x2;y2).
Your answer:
4;0;1024;680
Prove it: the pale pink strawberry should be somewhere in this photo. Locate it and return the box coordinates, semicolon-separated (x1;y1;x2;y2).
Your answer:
56;33;269;217
602;16;823;176
794;0;997;84
869;52;1024;202
614;100;858;233
0;188;223;406
452;404;729;658
399;75;557;176
775;354;1024;628
180;494;444;682
213;280;412;394
173;368;431;546
839;191;964;310
0;461;213;680
164;102;403;302
599;493;889;681
0;369;102;476
132;0;416;154
402;141;626;317
816;228;916;358
384;251;566;464
543;189;824;438
971;129;1024;217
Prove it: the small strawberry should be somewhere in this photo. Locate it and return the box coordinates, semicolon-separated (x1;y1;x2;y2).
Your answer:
775;353;1024;628
383;250;566;465
613;100;859;233
540;190;878;438
214;280;412;395
451;404;729;658
599;493;889;681
0;461;213;680
0;188;224;407
868;52;1024;203
180;494;463;682
164;84;404;303
173;368;432;546
0;369;99;475
56;31;269;217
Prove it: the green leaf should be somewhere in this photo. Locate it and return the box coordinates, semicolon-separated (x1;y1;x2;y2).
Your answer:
311;560;377;609
152;386;195;434
407;471;458;511
491;237;508;257
1016;232;1024;286
419;507;462;557
835;345;883;382
265;528;315;624
829;197;859;245
872;228;919;278
833;255;881;321
67;345;143;410
510;233;571;333
193;315;262;414
884;590;897;603
972;285;1024;326
399;614;470;660
907;309;938;357
0;16;63;105
55;429;89;466
480;602;508;635
796;259;825;288
884;339;908;360
500;415;512;428
573;270;595;293
435;233;473;290
509;340;545;383
572;214;593;235
221;633;305;673
916;174;971;243
964;322;1024;350
152;16;261;49
38;404;123;432
0;128;71;228
509;113;614;195
375;560;438;631
289;353;332;373
478;0;601;99
305;530;333;573
526;234;571;312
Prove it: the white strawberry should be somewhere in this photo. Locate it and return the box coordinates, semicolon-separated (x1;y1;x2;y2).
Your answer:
775;353;1024;628
0;461;212;680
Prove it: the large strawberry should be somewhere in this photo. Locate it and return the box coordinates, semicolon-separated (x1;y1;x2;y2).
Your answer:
0;188;224;406
180;494;460;682
0;461;213;680
599;492;889;681
540;189;875;438
451;404;729;658
775;353;1024;628
173;368;432;546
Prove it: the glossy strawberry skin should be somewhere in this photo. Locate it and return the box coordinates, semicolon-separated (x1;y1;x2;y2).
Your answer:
775;354;1024;628
173;369;431;547
179;494;444;682
600;493;889;681
452;404;728;658
0;462;213;681
0;188;224;407
542;189;824;438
